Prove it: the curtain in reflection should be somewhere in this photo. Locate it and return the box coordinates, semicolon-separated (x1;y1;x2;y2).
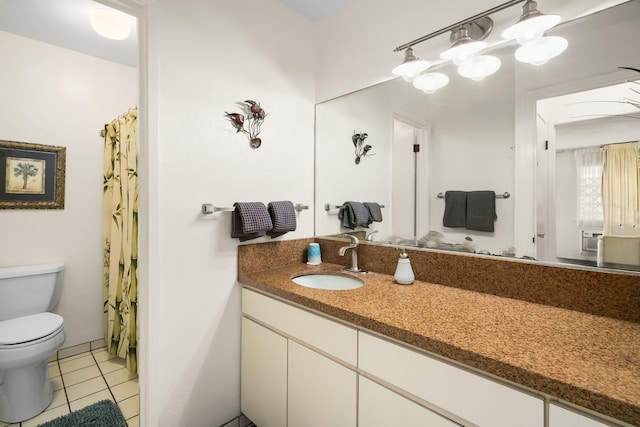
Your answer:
602;141;640;236
575;147;604;228
102;107;138;374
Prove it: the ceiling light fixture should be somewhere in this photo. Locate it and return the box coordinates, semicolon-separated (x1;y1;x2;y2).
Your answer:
392;47;430;82
90;8;132;41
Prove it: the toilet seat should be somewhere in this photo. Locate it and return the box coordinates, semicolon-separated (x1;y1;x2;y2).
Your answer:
0;313;64;348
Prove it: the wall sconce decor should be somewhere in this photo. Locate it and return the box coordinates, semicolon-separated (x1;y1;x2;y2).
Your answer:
225;100;267;148
392;0;568;93
353;132;374;164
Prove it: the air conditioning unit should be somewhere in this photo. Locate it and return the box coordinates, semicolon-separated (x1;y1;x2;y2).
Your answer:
581;231;602;253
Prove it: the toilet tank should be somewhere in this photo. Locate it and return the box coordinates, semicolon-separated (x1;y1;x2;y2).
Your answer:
0;263;64;322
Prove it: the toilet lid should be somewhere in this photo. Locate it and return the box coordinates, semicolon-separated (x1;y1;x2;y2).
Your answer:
0;312;64;345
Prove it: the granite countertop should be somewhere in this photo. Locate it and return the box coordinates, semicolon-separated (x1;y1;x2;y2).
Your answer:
239;262;640;426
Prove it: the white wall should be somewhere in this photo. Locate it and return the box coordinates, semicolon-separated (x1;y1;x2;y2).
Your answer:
0;31;137;347
145;0;315;425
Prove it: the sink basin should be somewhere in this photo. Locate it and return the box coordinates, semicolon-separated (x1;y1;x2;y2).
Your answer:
291;273;364;290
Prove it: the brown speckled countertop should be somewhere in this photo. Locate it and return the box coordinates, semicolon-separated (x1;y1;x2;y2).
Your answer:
239;260;640;426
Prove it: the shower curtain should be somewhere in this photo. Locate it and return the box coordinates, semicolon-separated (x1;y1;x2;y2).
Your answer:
602;142;640;236
102;107;138;374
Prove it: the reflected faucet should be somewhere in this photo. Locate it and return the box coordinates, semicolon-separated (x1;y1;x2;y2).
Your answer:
365;230;379;242
339;234;364;272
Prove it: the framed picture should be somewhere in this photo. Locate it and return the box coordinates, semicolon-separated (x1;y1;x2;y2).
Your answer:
0;140;66;209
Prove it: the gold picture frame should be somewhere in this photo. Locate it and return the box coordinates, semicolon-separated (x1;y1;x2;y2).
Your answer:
0;140;66;209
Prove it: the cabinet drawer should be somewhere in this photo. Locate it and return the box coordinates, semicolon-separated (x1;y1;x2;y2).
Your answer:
359;332;543;427
359;375;459;427
242;288;357;365
549;404;610;427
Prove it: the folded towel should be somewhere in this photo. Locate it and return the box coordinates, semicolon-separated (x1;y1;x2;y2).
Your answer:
466;191;496;232
443;191;467;228
267;201;297;238
363;202;383;222
231;202;273;241
338;201;370;229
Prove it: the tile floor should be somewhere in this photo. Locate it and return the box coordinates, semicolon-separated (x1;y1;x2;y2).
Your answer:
0;347;139;427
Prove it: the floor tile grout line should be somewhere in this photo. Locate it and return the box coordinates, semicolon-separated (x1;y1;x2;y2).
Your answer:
91;349;119;404
55;358;72;416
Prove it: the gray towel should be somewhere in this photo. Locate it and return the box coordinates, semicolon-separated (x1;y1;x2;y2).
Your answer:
338;201;370;229
231;202;273;241
466;191;496;232
363;202;383;222
267;201;297;238
443;191;467;228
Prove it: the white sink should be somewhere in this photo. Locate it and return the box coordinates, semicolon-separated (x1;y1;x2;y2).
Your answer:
291;273;364;290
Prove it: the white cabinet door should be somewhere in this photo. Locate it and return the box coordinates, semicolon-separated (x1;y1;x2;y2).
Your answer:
359;332;543;427
241;317;287;427
549;404;610;427
359;375;459;427
288;341;356;427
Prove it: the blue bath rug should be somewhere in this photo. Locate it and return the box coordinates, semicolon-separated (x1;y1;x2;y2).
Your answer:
36;400;126;427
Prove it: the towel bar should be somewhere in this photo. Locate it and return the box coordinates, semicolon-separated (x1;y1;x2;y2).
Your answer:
436;192;510;199
202;203;310;215
325;203;386;212
201;204;234;214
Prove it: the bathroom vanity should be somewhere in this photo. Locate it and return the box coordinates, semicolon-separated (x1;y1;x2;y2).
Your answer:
238;238;640;427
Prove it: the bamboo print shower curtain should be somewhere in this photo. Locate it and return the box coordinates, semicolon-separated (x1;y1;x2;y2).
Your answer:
103;107;138;374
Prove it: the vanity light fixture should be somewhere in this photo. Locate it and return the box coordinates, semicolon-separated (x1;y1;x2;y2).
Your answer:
457;55;502;81
502;0;567;66
392;47;430;82
514;35;568;65
440;27;486;65
90;7;132;40
392;0;568;93
412;72;450;93
501;0;561;44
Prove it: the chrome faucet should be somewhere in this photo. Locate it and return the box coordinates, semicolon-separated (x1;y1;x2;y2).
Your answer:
365;230;379;241
339;234;363;272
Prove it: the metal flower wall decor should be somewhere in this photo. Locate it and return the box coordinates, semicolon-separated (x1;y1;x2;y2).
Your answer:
352;131;374;164
225;100;267;148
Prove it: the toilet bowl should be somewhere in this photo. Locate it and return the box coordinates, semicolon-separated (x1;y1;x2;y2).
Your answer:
0;313;65;423
0;264;65;423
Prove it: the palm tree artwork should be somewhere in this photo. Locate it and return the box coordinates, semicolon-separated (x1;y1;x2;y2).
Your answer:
13;162;39;190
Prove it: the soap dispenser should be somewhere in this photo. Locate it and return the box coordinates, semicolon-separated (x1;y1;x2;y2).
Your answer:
394;249;415;285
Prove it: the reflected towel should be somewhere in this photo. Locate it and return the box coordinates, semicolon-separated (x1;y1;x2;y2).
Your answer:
231;202;273;241
267;201;297;238
443;191;467;228
364;202;383;222
466;191;496;232
338;201;370;229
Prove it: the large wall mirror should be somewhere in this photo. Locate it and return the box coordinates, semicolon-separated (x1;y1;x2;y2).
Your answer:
315;0;640;273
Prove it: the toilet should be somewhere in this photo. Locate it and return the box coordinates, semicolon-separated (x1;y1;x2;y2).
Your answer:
0;263;65;423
